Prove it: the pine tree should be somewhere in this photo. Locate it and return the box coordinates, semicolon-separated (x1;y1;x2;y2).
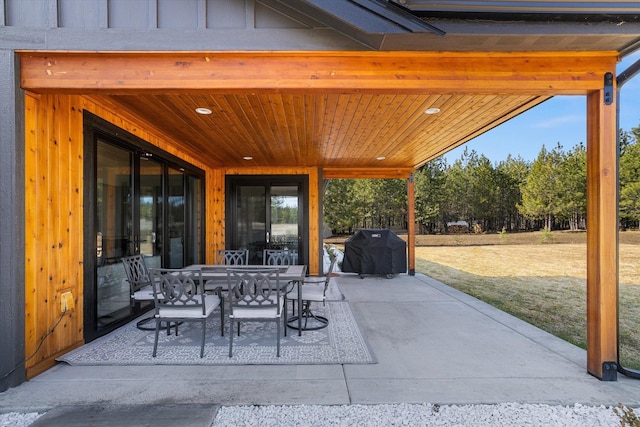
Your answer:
415;159;446;233
323;179;358;234
495;155;530;231
518;144;564;230
556;143;586;230
620;126;640;229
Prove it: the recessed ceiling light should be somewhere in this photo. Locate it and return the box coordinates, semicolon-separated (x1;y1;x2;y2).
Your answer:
424;107;441;114
195;107;212;115
243;156;253;160
376;156;386;161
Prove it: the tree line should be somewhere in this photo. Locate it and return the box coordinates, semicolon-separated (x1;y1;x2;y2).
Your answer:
323;125;640;235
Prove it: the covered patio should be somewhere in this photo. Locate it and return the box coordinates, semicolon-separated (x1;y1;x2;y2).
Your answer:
3;1;640;392
18;48;623;382
2;273;640;419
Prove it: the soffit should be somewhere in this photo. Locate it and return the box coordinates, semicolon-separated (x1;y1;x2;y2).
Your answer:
266;0;640;55
398;1;640;17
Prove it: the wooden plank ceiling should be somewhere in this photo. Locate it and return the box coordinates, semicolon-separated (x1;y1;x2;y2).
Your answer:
89;92;546;170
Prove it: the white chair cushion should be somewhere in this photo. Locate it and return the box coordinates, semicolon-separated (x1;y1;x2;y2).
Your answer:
132;285;155;301
157;294;219;319
287;284;325;302
301;285;325;302
230;296;283;319
230;305;281;319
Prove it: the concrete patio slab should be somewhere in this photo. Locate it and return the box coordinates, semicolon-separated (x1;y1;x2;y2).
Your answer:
1;273;639;423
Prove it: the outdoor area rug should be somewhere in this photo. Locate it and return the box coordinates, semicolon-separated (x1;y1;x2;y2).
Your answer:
325;276;345;301
58;281;374;366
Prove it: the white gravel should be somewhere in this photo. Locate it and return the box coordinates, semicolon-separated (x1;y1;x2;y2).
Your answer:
1;402;631;426
0;412;43;427
212;403;625;427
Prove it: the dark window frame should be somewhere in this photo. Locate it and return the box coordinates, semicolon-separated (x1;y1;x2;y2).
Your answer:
82;111;205;341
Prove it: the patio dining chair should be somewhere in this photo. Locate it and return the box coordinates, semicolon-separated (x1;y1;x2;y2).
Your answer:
286;256;337;331
121;254;155;330
148;267;223;358
263;248;299;299
226;268;286;357
203;249;250;299
263;249;295;265
216;249;249;266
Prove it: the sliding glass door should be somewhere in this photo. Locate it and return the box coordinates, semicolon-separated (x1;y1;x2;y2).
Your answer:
85;113;205;341
226;176;308;265
95;142;134;328
270;185;300;261
139;155;164;266
167;167;185;268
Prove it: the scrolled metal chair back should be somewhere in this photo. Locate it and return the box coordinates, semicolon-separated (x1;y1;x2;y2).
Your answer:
263;249;292;266
227;269;281;313
216;249;249;265
149;268;205;315
121;254;151;292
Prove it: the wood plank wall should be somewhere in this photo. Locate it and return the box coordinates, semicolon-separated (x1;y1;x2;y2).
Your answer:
24;92;321;377
24;93;84;378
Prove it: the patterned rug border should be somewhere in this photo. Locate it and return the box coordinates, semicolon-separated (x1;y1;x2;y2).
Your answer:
325;277;345;301
58;297;375;366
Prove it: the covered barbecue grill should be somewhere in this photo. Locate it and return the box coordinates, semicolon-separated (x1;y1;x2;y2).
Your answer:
342;229;407;278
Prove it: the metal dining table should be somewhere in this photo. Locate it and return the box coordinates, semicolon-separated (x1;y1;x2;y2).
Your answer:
185;264;308;335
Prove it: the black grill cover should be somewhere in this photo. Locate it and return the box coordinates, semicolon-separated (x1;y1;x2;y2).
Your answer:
342;229;407;275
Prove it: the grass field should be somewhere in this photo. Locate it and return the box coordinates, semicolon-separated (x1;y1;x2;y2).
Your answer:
326;230;640;370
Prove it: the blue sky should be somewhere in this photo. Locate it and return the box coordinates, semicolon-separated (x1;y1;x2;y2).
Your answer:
443;51;640;164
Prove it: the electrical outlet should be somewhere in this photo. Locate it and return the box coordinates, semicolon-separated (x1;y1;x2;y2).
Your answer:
61;291;75;312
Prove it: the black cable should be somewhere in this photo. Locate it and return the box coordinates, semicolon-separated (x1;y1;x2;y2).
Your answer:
1;309;68;381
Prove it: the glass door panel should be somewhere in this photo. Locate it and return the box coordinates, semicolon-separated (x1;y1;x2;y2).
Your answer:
185;174;203;266
139;156;163;269
270;185;299;264
96;141;133;327
167;167;185;268
236;185;267;264
228;179;305;265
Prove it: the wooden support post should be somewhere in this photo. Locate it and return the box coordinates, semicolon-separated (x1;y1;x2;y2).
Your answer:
586;81;618;381
407;173;415;276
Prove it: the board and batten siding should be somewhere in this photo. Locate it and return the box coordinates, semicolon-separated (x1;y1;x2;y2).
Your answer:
4;0;271;30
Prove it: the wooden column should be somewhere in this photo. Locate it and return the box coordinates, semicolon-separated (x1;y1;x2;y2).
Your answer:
206;168;226;264
586;81;618;381
407;173;415;276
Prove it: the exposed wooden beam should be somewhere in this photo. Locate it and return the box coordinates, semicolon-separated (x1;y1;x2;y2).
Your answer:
19;51;618;95
322;167;412;179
